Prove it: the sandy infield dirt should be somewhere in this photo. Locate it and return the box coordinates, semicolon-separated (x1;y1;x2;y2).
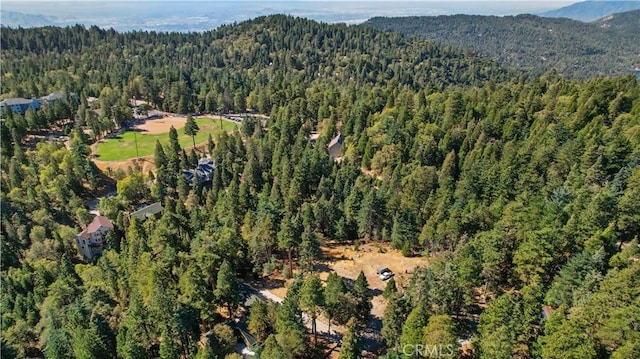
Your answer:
135;115;188;134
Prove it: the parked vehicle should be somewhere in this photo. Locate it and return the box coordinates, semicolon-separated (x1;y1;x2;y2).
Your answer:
377;266;393;280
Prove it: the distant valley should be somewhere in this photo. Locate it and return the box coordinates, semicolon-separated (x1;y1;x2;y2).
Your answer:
0;1;572;32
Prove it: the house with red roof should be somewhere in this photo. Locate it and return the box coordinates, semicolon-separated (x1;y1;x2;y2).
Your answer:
76;215;113;260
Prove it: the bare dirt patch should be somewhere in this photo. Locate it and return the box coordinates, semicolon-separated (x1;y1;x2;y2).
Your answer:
251;242;429;359
318;242;429;318
261;242;429;320
93;157;157;175
136;115;188;134
135;114;222;134
268;285;289;300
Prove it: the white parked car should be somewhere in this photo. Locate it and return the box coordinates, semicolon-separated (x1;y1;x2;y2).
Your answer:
377;266;393;280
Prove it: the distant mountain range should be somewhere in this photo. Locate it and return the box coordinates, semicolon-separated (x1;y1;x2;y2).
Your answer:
2;1;637;79
1;10;56;28
592;7;640;31
2;1;637;31
363;9;640;78
540;0;640;21
0;1;570;32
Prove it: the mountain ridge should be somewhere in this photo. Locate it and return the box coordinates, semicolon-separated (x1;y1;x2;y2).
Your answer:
0;1;573;32
0;10;56;28
539;0;640;21
363;10;640;78
593;8;640;31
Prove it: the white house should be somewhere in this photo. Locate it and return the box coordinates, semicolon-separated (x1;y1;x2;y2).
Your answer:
76;215;113;260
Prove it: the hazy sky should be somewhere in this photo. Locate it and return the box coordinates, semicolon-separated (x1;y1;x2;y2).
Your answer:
0;1;577;31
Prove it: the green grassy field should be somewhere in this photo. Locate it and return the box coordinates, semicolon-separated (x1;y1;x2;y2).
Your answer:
95;117;238;161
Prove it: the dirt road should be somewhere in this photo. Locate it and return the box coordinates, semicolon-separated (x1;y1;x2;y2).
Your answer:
241;281;335;335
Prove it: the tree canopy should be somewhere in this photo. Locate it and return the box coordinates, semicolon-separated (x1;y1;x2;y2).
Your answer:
1;14;639;359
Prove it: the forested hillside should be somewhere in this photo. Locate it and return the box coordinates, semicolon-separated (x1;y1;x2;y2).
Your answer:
0;15;506;114
2;15;640;359
540;0;640;21
363;12;640;78
594;8;640;32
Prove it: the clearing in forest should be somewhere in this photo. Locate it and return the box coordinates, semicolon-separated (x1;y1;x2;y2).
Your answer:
94;116;238;161
319;242;429;318
262;242;430;320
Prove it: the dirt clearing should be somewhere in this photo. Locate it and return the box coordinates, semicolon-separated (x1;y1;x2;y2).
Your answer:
318;242;429;318
261;242;429;319
136;115;188;134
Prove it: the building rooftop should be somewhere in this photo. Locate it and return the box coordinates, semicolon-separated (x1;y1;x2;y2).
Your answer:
0;97;35;106
130;202;164;221
78;215;114;239
40;92;65;102
328;133;344;148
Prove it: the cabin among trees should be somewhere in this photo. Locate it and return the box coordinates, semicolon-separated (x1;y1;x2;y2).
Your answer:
327;133;344;159
76;215;113;260
183;157;215;185
128;202;164;222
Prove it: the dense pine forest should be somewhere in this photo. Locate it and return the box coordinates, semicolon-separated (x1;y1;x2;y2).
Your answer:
1;15;639;359
364;11;640;78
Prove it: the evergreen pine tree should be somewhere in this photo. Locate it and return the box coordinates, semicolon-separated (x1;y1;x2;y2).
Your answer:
184;114;200;150
214;260;239;317
339;317;362;359
353;271;372;325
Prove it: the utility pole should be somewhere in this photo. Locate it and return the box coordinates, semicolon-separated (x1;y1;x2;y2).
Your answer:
133;129;140;159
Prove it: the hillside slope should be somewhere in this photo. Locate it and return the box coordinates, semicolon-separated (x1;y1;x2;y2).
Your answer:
1;15;508;108
540;0;640;21
0;10;56;28
594;8;640;31
2;15;640;359
363;12;640;78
